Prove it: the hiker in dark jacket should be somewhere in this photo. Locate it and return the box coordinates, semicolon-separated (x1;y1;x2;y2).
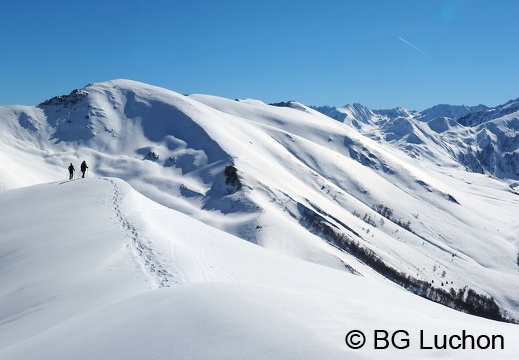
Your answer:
68;163;75;180
80;161;88;178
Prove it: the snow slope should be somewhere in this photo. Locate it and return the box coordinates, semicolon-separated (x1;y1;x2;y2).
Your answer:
1;177;518;359
1;79;519;357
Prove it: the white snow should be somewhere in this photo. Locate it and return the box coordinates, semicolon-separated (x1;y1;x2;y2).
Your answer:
1;79;518;358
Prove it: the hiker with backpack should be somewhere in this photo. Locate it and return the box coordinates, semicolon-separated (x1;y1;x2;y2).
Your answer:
80;160;88;178
68;163;75;180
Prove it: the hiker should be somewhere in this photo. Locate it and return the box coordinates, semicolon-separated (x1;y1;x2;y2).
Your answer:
68;163;75;180
80;160;88;178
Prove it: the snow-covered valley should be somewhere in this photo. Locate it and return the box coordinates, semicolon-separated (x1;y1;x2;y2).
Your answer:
1;79;518;358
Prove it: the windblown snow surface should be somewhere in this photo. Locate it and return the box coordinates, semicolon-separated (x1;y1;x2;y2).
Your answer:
1;79;518;359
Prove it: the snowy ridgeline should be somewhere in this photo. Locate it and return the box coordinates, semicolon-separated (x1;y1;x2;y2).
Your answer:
1;79;519;358
313;99;519;178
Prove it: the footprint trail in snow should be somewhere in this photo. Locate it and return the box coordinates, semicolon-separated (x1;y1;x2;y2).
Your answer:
105;178;184;288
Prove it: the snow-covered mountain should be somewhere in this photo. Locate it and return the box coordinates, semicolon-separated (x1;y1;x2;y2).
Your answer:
315;100;519;179
1;79;519;358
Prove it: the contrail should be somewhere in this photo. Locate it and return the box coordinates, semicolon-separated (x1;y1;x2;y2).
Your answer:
398;36;427;55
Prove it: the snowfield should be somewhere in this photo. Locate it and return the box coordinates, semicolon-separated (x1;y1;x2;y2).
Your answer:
1;177;518;359
1;79;519;358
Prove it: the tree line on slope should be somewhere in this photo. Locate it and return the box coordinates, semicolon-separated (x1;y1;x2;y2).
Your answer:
298;204;514;323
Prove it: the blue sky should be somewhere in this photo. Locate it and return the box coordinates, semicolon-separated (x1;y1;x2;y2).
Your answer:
1;0;518;111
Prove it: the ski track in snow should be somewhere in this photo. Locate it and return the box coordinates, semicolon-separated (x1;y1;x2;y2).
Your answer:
105;178;182;288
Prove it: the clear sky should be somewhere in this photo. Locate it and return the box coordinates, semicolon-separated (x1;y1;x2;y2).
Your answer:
1;0;518;111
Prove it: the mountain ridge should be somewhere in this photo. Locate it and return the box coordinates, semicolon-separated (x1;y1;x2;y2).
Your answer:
1;79;519;322
313;98;519;180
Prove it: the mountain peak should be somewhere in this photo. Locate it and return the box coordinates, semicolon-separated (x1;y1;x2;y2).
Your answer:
419;103;488;122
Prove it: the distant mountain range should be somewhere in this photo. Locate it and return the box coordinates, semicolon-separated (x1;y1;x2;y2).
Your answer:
312;98;519;179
